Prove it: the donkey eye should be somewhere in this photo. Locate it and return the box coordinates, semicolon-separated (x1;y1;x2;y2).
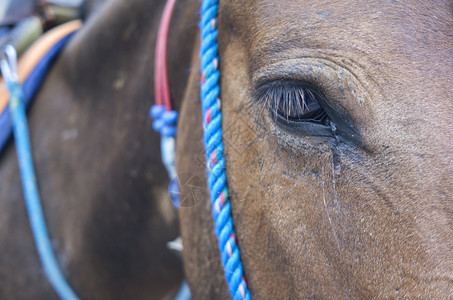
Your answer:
255;80;329;125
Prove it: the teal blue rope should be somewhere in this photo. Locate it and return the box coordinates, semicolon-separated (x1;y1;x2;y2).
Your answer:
200;1;251;299
6;80;79;300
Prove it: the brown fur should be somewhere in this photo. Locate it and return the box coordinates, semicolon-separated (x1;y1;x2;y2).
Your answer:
177;0;453;298
0;0;199;298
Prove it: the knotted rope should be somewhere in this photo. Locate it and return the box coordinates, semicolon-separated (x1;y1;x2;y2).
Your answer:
199;1;251;299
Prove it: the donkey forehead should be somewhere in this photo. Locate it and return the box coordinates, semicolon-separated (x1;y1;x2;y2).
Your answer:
220;0;453;75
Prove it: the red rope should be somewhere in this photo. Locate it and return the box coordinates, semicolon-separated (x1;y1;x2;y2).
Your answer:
154;0;176;111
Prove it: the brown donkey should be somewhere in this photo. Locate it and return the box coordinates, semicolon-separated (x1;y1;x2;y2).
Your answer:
0;0;199;298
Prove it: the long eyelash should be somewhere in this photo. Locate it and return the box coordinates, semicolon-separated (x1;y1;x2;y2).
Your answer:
253;80;319;120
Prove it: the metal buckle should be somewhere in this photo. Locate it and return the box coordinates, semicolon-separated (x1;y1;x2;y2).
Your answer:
0;44;18;83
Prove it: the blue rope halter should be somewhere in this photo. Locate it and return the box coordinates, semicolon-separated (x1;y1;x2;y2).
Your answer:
152;0;252;298
199;1;252;299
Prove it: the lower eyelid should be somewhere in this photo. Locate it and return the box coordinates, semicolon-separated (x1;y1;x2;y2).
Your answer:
272;113;334;138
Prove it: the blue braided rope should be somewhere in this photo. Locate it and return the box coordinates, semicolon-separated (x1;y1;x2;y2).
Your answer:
6;81;79;300
200;1;251;299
